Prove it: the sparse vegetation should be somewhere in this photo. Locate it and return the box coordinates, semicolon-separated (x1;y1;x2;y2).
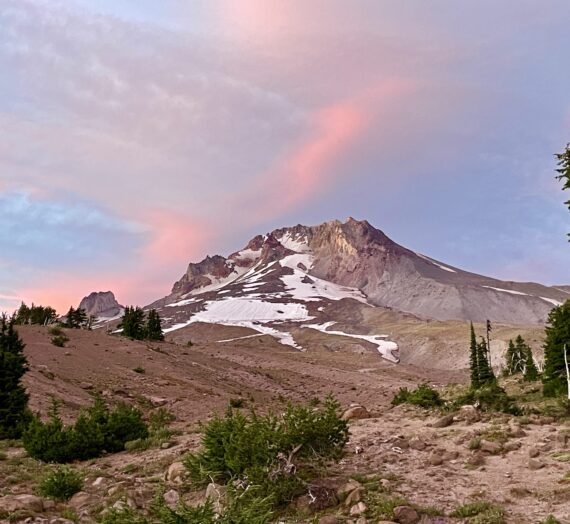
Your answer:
451;383;521;415
132;366;146;374
391;383;444;409
451;501;506;523
184;396;348;516
51;333;70;347
22;397;148;463
38;465;83;501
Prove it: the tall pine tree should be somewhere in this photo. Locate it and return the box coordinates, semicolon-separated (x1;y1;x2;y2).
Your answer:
543;301;570;396
469;323;480;389
145;309;164;341
120;306;146;340
477;337;495;386
523;346;539;382
0;316;30;438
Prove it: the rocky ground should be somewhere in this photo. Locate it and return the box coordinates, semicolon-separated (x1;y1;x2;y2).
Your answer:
0;325;567;523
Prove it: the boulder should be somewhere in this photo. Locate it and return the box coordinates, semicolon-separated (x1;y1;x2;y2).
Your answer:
479;440;502;454
349;502;367;516
393;505;420;524
431;414;454;428
68;491;99;513
163;489;179;509
458;405;481;423
342;406;370;421
166;462;187;483
0;494;44;513
337;479;363;499
528;458;544;470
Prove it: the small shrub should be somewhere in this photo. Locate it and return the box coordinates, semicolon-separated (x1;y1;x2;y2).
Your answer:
23;397;148;463
51;334;69;347
451;501;506;523
392;383;444;409
48;326;65;336
469;437;482;450
541;515;562;524
185;396;348;507
100;505;149;524
132;366;145;374
451;384;520;415
38;465;83;501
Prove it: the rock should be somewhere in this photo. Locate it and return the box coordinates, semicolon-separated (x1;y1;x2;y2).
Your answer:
528;448;540;458
528;458;544;470
146;396;168;407
0;494;44;513
480;440;502;454
80;382;94;390
305;485;339;512
205;483;227;514
442;450;459;461
392;437;409;449
79;291;123;318
355;518;368;524
459;405;481;423
166;462;187;483
127;489;146;509
466;452;486;467
337;479;363;499
344;487;364;506
342;406;370;421
431;414;454;428
503;441;522;452
557;432;570;448
409;437;427;451
349;502;367;516
68;491;99;513
510;426;526;438
393;505;420;524
318;516;340;524
92;477;106;488
163;489;179;509
428;452;444;466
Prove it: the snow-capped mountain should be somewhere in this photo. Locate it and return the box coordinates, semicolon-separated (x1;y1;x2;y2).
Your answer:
148;218;566;361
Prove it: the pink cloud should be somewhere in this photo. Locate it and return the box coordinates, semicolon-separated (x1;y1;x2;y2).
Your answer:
244;78;417;223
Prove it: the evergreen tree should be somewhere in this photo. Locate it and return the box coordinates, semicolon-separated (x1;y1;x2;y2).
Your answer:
523;346;539;382
477;337;495;386
65;307;88;329
504;340;517;375
555;143;570;237
145;309;164;341
0;315;30;438
120;306;146;340
469;323;480;389
543;301;570;396
505;336;528;375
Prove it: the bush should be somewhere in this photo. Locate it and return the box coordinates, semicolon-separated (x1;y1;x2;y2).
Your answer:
51;334;69;347
22;397;148;463
451;384;520;415
48;326;65;336
185;396;348;508
38;465;83;501
392;383;444;409
451;501;505;523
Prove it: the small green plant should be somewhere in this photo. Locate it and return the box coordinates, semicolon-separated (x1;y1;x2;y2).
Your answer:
451;501;506;523
229;398;245;408
132;366;146;374
468;437;482;450
541;515;562;524
392;383;444;409
451;384;520;415
51;334;70;347
48;326;65;336
100;505;150;524
38;465;83;501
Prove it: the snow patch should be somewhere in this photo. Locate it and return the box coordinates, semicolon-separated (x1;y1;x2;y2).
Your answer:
278;232;311;253
540;297;563;307
483;286;529;296
305;322;399;363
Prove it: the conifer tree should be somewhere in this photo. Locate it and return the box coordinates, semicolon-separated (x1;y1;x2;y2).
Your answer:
555;143;570;237
120;306;146;340
469;323;480;389
145;309;164;341
543;301;570;396
523;346;539;382
477;337;495;386
0;315;30;438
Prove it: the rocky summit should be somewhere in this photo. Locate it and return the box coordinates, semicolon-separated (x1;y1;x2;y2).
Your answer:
78;291;123;319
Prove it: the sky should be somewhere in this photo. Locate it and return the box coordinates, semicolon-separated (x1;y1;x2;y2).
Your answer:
0;0;569;313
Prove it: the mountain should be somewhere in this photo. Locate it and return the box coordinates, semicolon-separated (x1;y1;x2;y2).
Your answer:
79;291;123;319
147;218;564;362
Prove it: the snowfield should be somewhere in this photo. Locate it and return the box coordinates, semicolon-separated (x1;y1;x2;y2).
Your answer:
305;321;400;363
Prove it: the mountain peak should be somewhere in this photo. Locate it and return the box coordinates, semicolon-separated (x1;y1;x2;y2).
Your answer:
79;291;123;319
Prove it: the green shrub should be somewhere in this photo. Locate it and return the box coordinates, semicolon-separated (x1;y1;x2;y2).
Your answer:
185;396;348;507
541;515;562;524
451;384;520;415
392;383;444;409
48;326;65;336
229;398;245;408
451;501;506;523
100;505;150;524
38;465;83;501
22;397;148;462
51;334;69;347
132;366;145;374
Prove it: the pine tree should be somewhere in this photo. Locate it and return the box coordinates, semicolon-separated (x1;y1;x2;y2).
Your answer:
120;306;146;340
543;301;570;396
0;315;30;438
477;337;495;386
145;309;164;341
469;323;480;389
555;143;570;237
505;336;527;375
504;340;517;375
523;346;539;382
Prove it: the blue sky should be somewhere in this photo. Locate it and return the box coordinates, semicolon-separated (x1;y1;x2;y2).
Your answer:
0;0;569;311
